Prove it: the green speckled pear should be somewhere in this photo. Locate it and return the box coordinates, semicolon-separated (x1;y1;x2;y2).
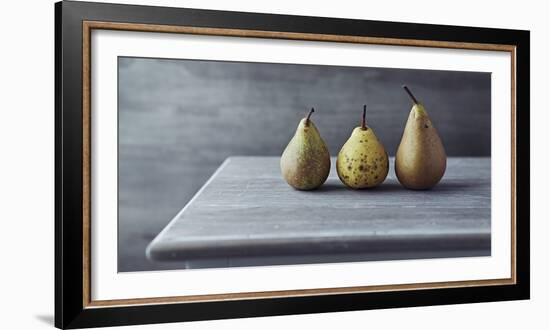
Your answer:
280;108;331;190
395;86;447;190
336;105;389;189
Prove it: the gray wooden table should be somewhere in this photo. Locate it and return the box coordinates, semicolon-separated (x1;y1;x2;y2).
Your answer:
146;156;490;269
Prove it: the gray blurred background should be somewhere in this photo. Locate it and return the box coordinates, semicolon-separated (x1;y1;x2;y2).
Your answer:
118;56;491;272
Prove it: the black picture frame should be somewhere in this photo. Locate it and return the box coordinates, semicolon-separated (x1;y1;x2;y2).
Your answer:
55;1;530;328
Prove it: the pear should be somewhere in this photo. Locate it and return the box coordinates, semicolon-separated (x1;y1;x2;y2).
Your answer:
336;105;389;189
280;108;330;190
395;85;446;190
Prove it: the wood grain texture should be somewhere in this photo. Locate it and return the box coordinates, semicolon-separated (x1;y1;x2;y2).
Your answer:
147;156;490;268
84;21;516;51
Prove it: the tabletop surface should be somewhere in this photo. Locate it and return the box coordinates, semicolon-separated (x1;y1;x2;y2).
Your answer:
146;156;490;269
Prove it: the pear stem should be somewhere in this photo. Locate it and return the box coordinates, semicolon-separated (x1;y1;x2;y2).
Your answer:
402;85;419;104
361;104;367;130
305;108;314;126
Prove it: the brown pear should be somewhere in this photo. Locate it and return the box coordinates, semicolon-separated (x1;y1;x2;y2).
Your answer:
395;86;446;189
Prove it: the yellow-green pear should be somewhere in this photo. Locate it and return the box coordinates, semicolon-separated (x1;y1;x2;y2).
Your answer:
395;86;446;190
281;108;330;190
336;105;389;189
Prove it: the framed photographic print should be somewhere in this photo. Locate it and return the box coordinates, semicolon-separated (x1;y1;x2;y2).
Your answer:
55;1;530;328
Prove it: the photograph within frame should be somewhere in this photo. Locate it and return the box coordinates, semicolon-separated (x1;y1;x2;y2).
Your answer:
117;56;493;272
84;22;516;302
